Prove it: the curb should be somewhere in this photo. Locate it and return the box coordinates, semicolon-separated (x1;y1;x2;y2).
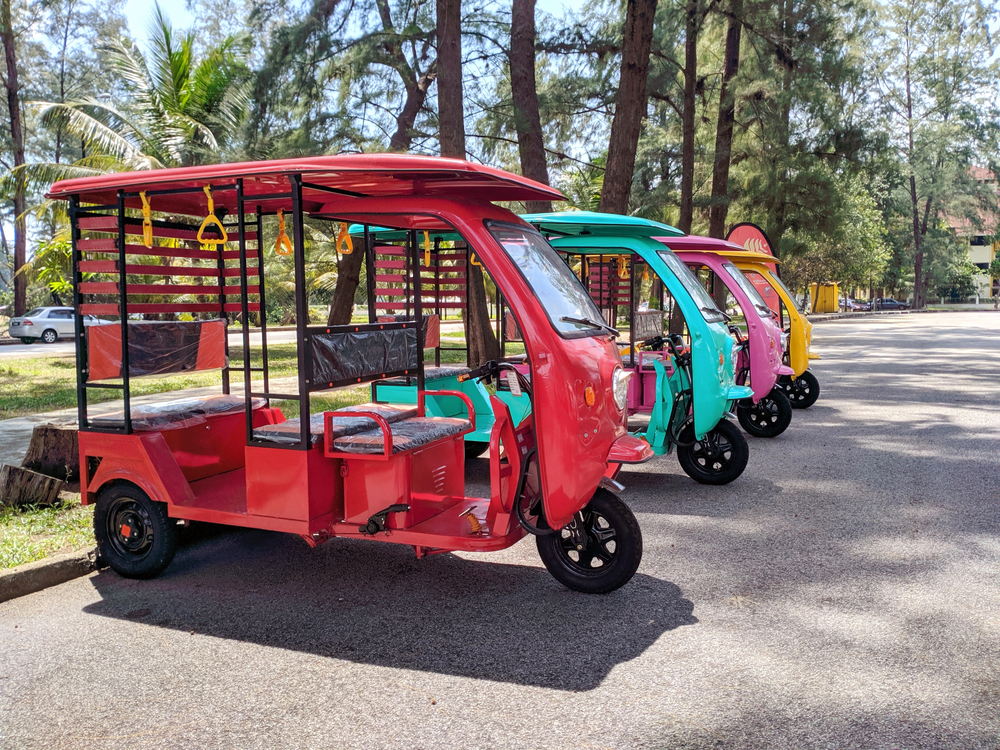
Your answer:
0;547;101;604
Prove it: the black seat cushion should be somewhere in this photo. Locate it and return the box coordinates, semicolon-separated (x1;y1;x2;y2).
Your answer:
252;403;417;445
331;416;471;454
376;365;472;387
92;395;264;432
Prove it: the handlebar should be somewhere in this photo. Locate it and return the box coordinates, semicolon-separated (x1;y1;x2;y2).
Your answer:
458;359;532;397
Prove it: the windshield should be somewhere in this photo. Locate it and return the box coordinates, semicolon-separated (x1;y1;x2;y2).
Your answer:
657;250;727;324
721;262;773;317
488;222;608;337
766;272;805;313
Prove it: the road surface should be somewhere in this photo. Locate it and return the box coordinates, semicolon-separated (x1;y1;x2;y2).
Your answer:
1;312;999;749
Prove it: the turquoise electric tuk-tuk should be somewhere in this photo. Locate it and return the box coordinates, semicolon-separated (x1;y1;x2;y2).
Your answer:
523;212;752;484
349;212;752;484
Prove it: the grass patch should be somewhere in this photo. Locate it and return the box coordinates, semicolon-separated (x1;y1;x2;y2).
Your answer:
0;496;94;569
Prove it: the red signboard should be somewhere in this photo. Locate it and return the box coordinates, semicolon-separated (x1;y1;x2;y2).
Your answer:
726;223;780;314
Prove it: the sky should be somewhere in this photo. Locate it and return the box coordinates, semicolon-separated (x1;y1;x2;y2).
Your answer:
123;0;587;41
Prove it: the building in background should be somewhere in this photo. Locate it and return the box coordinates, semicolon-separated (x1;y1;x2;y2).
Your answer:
956;167;999;298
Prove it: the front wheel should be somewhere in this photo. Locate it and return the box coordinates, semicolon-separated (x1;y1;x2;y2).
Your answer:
778;370;820;409
94;482;178;579
676;419;749;485
41;329;58;344
737;388;792;438
536;489;642;594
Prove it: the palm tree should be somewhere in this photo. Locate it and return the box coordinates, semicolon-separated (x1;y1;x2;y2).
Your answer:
15;2;251;194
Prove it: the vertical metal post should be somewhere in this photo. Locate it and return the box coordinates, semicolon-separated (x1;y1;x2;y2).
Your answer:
216;211;230;395
629;253;636;368
70;196;88;430
289;175;311;449
116;191;132;434
237;180;253;443
365;226;376;324
410;230;425;403
433;237;441;367
256;206;270;396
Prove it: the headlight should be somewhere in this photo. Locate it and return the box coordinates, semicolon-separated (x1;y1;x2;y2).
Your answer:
612;366;629;410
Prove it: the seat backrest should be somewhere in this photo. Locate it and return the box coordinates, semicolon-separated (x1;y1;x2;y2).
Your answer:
87;319;226;381
307;320;419;390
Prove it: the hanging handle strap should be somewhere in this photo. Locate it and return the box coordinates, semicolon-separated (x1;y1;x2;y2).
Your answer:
470;251;482;267
423;231;431;267
196;185;228;246
336;222;354;254
274;209;293;256
139;191;153;249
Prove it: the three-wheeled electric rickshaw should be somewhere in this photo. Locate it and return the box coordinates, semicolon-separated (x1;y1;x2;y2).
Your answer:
663;236;795;438
523;212;754;485
49;155;653;594
723;224;820;408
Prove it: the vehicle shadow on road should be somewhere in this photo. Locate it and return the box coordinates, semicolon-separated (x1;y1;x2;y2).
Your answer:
83;529;697;691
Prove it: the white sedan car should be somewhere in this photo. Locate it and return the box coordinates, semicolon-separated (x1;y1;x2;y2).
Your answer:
8;306;114;344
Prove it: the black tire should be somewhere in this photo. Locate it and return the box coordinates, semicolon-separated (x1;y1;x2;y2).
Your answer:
536;488;642;594
19;337;34;344
94;482;178;579
778;370;820;409
676;419;749;485
41;329;58;344
737;388;792;438
463;439;489;459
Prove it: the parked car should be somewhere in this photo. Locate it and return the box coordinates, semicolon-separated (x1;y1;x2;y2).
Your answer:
8;307;113;344
873;297;909;311
840;297;872;312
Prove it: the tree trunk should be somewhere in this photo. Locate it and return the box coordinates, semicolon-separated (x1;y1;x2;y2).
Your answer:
598;0;658;214
436;0;465;158
389;69;437;151
678;0;700;233
21;424;79;482
765;0;795;256
1;0;26;316
0;464;64;509
708;0;742;238
466;260;501;367
510;0;552;213
326;246;366;325
903;38;924;309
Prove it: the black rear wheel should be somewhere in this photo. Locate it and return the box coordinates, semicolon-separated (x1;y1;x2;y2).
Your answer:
463;439;489;459
19;337;33;344
536;489;642;594
737;388;792;438
94;483;178;579
676;419;749;485
779;370;820;409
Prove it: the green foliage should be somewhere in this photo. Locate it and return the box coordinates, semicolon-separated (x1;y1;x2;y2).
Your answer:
934;257;980;300
0;496;94;569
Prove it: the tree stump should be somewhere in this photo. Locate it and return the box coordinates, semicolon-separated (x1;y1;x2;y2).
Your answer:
21;424;79;482
0;464;64;509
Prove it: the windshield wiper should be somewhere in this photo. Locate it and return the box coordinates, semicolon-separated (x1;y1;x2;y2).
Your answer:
703;306;731;322
560;315;620;338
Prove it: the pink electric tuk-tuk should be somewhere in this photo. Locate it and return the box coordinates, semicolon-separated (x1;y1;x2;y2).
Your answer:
48;154;652;594
665;236;795;439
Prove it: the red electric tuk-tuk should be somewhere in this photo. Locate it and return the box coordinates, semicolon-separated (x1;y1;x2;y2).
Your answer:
48;155;652;594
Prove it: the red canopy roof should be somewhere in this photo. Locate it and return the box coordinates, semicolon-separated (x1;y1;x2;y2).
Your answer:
46;154;564;217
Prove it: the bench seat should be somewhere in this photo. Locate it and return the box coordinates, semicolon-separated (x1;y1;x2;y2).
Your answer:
332;416;472;455
92;395;264;432
252;403;417;445
375;365;472;387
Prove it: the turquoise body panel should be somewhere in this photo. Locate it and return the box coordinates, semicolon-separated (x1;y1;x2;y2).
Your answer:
542;232;736;439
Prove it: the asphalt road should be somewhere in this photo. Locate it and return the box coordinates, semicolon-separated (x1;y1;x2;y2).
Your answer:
2;311;999;749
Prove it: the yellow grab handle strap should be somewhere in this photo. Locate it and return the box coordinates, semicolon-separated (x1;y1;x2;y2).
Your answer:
618;256;628;278
274;209;293;256
337;222;354;254
140;191;153;249
470;251;481;267
423;231;431;266
196;185;228;246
